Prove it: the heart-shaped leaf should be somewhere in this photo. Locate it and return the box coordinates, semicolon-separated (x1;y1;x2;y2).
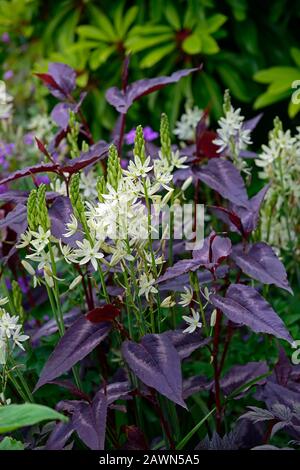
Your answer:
122;334;186;408
211;284;293;343
34;317;111;391
232;242;293;294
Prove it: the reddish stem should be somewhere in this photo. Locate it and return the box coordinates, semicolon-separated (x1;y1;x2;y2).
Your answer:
212;308;222;433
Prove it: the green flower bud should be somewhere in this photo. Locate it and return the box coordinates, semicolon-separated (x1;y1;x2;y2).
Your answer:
37;184;50;230
134;125;146;163
27;189;38;231
70;174;86;223
67;110;80;159
96;175;107;202
107;144;121;191
160;113;171;163
223;89;231;114
11;280;24;322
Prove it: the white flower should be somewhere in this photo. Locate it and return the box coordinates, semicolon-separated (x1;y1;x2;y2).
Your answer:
138;273;158;300
29;227;51;253
11;325;29;351
80;170;98;199
73;238;104;271
0;309;19;338
21;260;36;276
178;286;193;307
174;105;204;141
16;230;32;249
171;150;188;169
182;309;202;334
63;214;78;238
59;241;78;264
124;155;153;178
213;105;252;156
50;178;68;196
0;80;13;119
210;308;217;327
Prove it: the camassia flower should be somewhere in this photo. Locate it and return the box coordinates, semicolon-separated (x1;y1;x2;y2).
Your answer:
178;286;194;307
182;309;202;334
63;214;78;238
73;238;104;271
0;306;29;364
138;273;158;301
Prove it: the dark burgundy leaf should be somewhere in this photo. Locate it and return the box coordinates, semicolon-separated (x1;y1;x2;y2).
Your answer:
106;66;202;114
35;73;63;95
86;304;120;323
122;426;148;450
219;361;269;396
162;330;211;359
211;284;293;344
72;390;107;450
0;163;59;185
274;347;293;387
0;203;27;234
61;140;108;173
232;242;292;294
122;334;186;408
35;137;51;158
45;421;74;450
197;130;220;159
196;158;249;206
34;318;111;391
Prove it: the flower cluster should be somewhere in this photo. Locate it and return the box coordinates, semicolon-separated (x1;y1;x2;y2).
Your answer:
0;299;29;365
174;104;205;141
255;118;300;256
0;80;13;120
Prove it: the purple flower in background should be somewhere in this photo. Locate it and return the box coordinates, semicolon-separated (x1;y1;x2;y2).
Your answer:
23;132;35;146
3;70;13;80
0;141;15;168
35;174;50;186
1;32;10;43
120;159;128;169
18;276;30;294
124;126;158;145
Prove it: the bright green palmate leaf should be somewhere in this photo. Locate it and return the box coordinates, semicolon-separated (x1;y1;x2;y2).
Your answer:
0;404;68;433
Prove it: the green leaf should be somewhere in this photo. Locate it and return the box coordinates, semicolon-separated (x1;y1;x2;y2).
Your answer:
182;32;202;55
0;437;24;450
0;404;68;433
217;64;251;101
253;90;290;109
176;408;216;450
235;19;258;55
291;47;300;67
89;45;115;70
288;99;300;118
140;43;175;68
87;5;116;41
201;34;219;54
206;14;227;33
129;24;172;36
121;6;139;36
267;79;294;95
76;25;109;42
125;33;173;53
165;3;181;31
254;67;300;84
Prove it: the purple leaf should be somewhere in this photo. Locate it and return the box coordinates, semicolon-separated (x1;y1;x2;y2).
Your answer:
243;113;263;132
211;284;293;344
49;196;82;247
46;421;74;450
72;390;107;450
232;242;292;294
183;376;212;399
158;266;228;292
122;334;186;408
196;158;249;206
219;361;269;396
51;103;71;129
30;308;81;342
106;66;202;114
34;318;111;391
157;232;231;283
36;63;76;100
0;203;27;234
162;330;211;360
0;163;59;185
274;347;293;387
0;190;29;203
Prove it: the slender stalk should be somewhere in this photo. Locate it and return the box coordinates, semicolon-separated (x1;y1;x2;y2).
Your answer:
212;309;222;433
